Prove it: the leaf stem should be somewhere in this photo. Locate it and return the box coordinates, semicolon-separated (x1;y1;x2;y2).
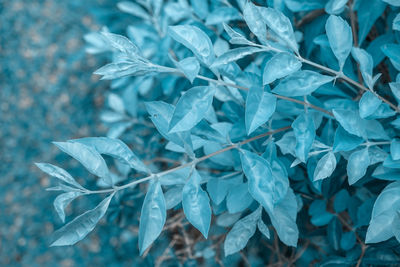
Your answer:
85;126;291;194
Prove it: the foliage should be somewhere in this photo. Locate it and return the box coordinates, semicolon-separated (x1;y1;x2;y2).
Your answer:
37;0;400;265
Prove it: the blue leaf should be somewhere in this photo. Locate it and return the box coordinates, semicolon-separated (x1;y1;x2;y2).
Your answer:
51;193;114;246
182;169;212;238
245;86;277;135
332;109;366;138
381;44;400;71
35;163;85;190
381;0;400;6
117;1;150;20
205;7;241;26
325;0;348;15
224;207;261;256
243;2;268;44
325;15;352;70
212;47;266;67
206;176;239;205
100;31;141;56
359;91;382;118
393;13;400;31
391;139;400;161
273;70;334;96
267;188;298;247
356;0;387;45
313;152;337;181
176;57;200;84
226;182;254;213
347;148;370;185
169;86;215;133
292;113;315;162
70;137;149;174
340;231;356;251
334;189;350;213
54;192;82;223
257;219;270;239
351;48;375;89
223;23;253;46
285;0;325;12
53;142;111;185
263;52;302;85
333;125;364;152
389;82;400;103
164;186;183;209
168;25;215;66
366;181;400;243
260;7;299;53
240;149;288;212
139;180;166;255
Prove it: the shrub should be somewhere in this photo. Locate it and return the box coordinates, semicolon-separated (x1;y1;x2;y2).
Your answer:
37;0;400;265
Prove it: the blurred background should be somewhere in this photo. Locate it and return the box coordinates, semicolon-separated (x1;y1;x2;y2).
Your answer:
0;1;138;265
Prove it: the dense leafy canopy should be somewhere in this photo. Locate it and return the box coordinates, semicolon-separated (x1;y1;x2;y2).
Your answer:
37;0;400;265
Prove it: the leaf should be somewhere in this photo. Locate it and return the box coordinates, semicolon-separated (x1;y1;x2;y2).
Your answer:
205;7;241;25
257;219;270;239
267;188;298;247
381;44;400;71
51;193;114;246
357;0;387;45
366;181;400;243
325;0;348;15
168;25;215;66
325;15;352;70
243;2;267;44
139;181;166;255
273;70;334;96
340;231;356;251
176;57;200;83
94;61;161;80
245;87;277;135
222;23;253;46
359;91;382;118
169;86;215;133
334;189;350;213
54;192;82;223
381;0;400;6
351;48;375;89
391;139;400;161
285;0;325;12
332;109;366;138
117;1;150;20
240;149;287;213
100;32;141;56
182;169;212;238
164;186;183;209
212;47;265;67
224;207;261;256
333;125;364;152
260;7;299;53
313;152;337;181
70;137;148;174
35;163;84;190
263;52;302;85
226;183;254;213
53;142;111;185
347;148;370;185
393;13;400;31
292;113;315;162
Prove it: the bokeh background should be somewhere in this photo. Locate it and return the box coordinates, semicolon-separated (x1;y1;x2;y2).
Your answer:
1;1;138;265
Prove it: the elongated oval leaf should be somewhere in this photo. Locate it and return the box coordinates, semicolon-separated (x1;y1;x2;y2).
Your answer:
212;47;265;67
139;180;166;255
35;163;84;189
53;142;111;185
54;192;82;223
292;113;315;162
351;47;375;89
325;15;352;70
51;193;114;246
243;2;267;44
177;57;200;83
168;25;215;66
273;70;334;96
263;52;302;85
359;91;382;118
70;137;148;174
240;149;287;212
347;148;370;185
314;152;337;181
224;207;261;256
182;169;212;238
169;86;215;133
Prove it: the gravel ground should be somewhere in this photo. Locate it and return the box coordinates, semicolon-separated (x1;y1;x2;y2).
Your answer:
0;1;137;266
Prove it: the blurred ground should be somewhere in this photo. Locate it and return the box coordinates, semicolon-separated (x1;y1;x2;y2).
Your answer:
0;1;137;266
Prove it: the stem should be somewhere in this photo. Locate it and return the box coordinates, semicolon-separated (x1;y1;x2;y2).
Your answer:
85;126;291;194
